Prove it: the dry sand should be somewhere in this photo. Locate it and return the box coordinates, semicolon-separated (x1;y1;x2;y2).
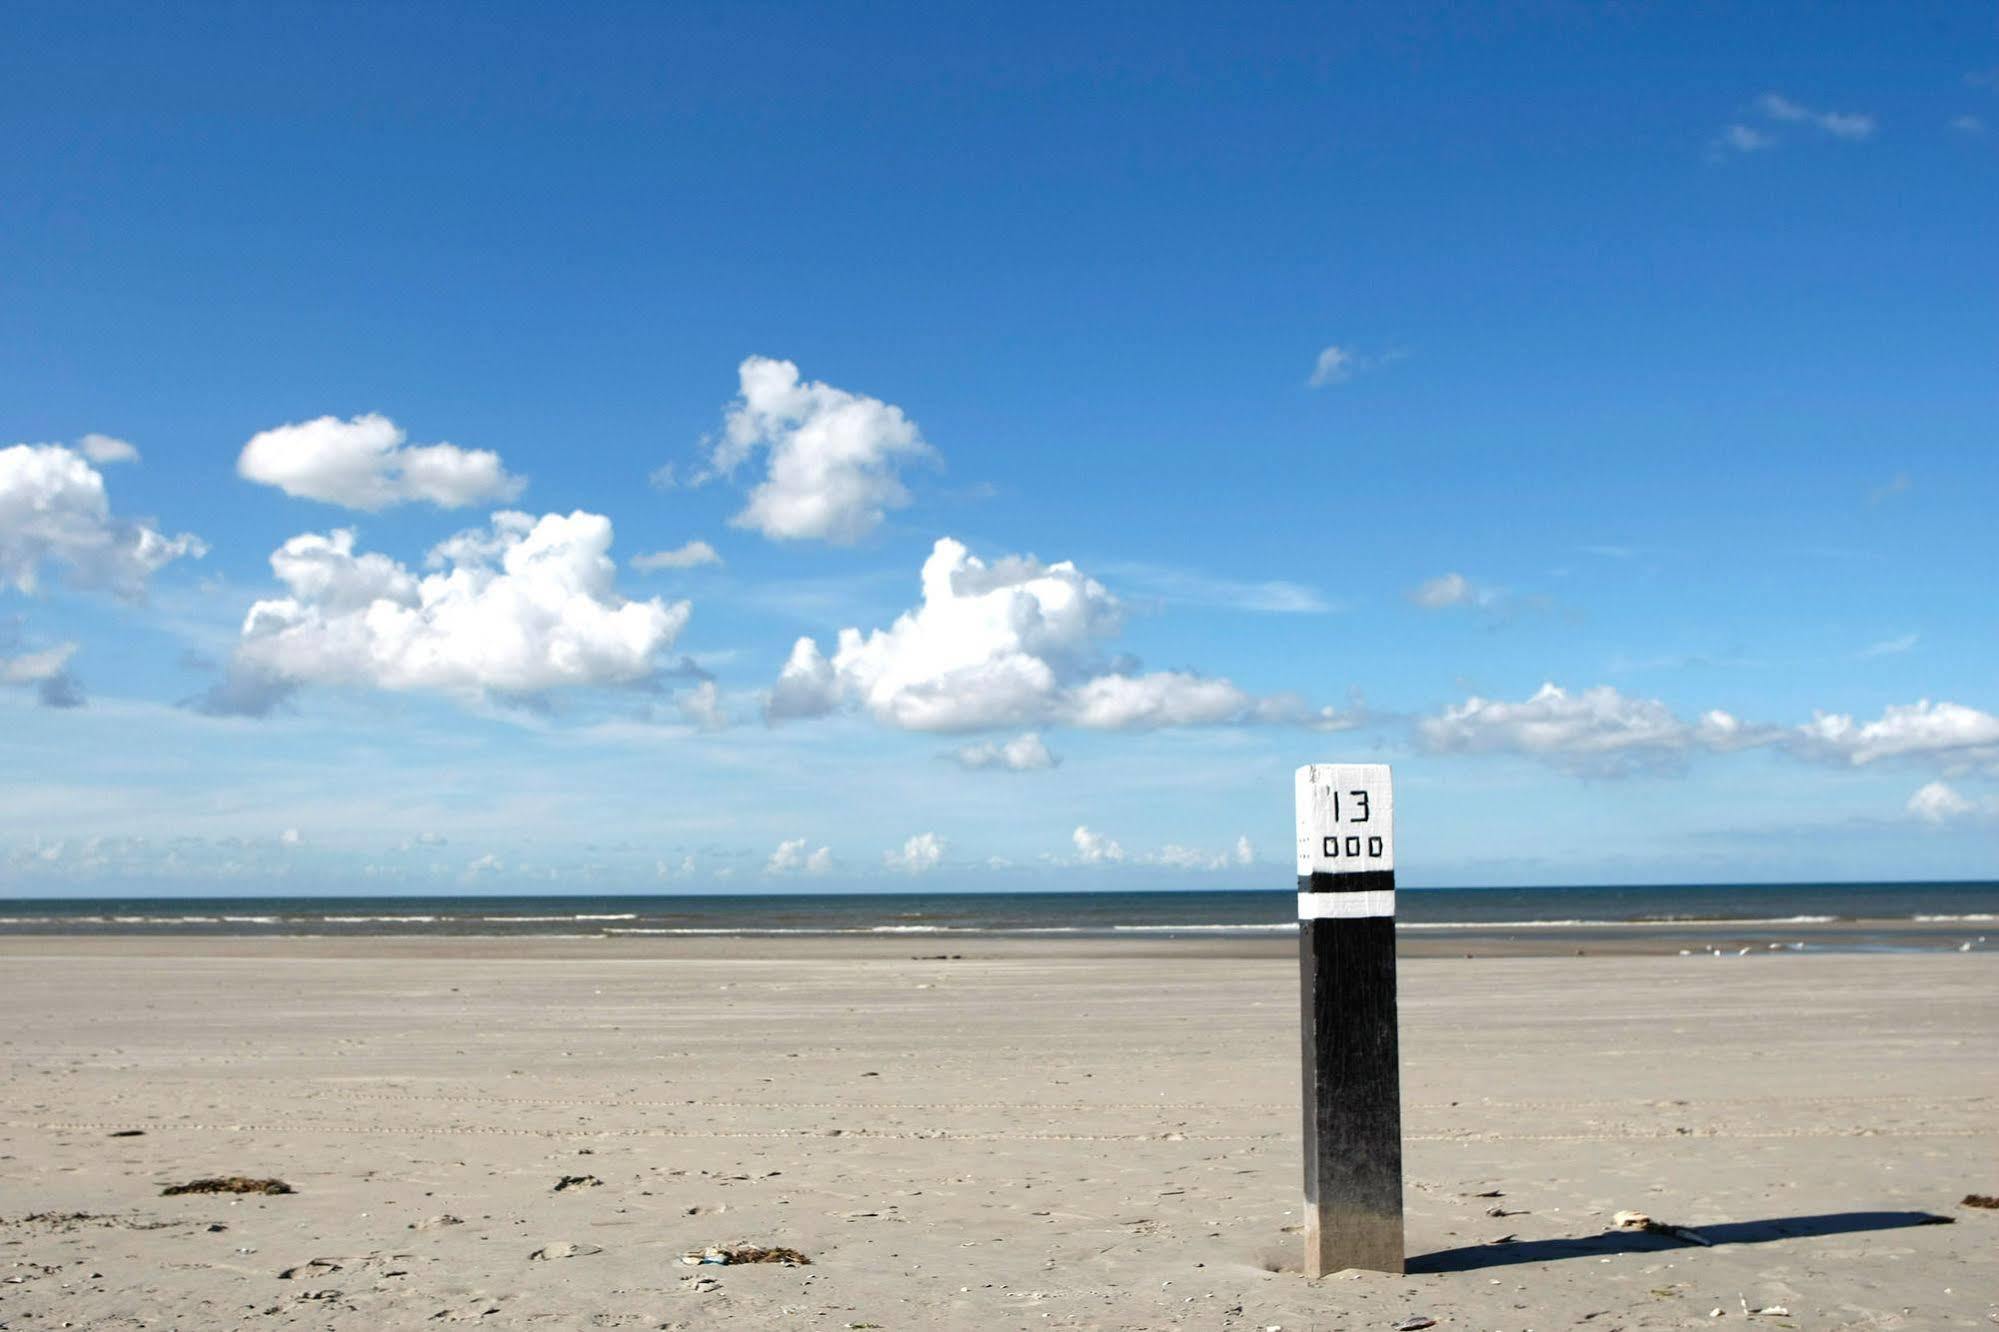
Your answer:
1;937;1993;1329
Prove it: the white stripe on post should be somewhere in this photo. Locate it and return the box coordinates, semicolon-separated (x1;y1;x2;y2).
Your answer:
1297;889;1396;919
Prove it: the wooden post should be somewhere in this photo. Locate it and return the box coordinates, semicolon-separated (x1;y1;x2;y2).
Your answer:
1296;763;1403;1277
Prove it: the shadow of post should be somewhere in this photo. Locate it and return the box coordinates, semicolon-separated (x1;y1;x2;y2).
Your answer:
1409;1211;1954;1275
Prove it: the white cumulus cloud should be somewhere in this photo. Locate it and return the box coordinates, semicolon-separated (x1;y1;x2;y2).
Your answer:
884;832;944;874
767;537;1346;732
1419;682;1710;776
1907;781;1976;825
954;732;1059;772
1072;825;1125;864
78;433;140;465
767;838;833;875
1150;844;1216;869
214;510;687;708
0;443;205;596
700;356;936;544
677;680;728;732
1420;684;1999;780
1790;700;1999;771
632;540;722;571
237;413;526;511
1140;835;1258;870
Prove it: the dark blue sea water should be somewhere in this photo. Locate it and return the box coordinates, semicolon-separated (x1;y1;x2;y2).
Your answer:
0;881;1993;938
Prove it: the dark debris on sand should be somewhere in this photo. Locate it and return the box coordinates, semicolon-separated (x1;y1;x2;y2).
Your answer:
553;1174;603;1191
161;1176;295;1196
695;1244;812;1266
8;1212;195;1233
1963;1194;1999;1209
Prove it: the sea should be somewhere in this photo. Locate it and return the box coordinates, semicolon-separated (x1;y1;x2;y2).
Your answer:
0;881;1993;949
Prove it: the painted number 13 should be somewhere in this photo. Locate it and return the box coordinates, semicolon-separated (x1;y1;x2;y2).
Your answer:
1329;789;1370;823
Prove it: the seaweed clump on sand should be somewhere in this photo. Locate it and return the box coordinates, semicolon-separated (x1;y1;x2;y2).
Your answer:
161;1177;295;1196
683;1244;812;1266
1964;1194;1999;1209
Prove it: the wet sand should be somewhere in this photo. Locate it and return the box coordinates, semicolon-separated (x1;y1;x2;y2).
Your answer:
1;938;1994;1329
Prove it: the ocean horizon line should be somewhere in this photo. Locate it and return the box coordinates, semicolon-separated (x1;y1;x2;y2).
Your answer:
4;875;1997;905
0;881;1992;949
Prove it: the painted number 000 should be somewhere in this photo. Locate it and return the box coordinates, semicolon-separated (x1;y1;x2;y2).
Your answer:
1321;788;1383;860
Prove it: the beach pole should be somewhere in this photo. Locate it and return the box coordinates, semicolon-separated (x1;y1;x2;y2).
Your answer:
1296;763;1404;1276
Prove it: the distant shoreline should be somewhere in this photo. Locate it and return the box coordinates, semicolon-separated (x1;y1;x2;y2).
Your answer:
0;914;1987;958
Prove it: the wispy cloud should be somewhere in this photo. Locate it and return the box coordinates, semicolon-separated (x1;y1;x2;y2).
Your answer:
1711;91;1877;159
1309;345;1356;387
1407;571;1552;625
1868;472;1911;505
0;632;83;710
1757;92;1876;140
1859;632;1918;659
952;732;1058;772
1950;114;1985;135
1714;123;1776;155
1306;344;1402;389
1102;561;1336;614
632;540;722;571
1408;572;1501;611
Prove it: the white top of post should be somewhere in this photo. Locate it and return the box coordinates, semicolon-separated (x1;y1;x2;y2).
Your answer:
1295;764;1395;876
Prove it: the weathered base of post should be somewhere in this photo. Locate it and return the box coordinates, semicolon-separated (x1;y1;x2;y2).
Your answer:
1302;1209;1403;1278
1302;1200;1404;1278
1299;911;1404;1277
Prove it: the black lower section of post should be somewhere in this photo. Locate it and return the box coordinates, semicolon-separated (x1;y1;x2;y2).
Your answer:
1299;907;1403;1274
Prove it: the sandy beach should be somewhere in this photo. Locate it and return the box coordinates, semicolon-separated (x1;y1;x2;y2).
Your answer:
1;938;1993;1330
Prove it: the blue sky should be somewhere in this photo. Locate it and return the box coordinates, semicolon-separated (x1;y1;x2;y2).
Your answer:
3;3;1996;896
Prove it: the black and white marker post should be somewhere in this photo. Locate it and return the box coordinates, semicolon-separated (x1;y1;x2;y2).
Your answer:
1296;763;1404;1277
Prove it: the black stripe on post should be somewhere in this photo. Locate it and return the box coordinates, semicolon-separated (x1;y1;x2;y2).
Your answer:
1295;764;1403;1277
1300;869;1395;895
